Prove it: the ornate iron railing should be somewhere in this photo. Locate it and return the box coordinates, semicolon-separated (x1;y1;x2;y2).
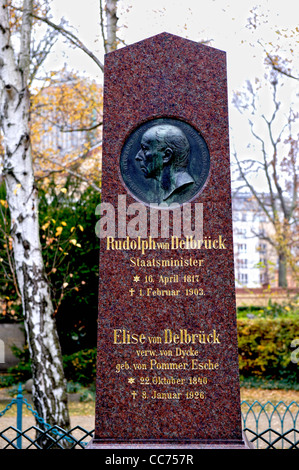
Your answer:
0;424;94;449
241;400;299;448
244;427;299;449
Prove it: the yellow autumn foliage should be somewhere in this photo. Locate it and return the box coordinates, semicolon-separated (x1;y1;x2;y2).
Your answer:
7;0;50;31
30;69;103;190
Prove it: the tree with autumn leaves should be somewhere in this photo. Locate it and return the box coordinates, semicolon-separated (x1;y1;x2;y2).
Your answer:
31;69;102;188
0;0;118;438
0;70;102;313
233;11;299;288
0;0;70;435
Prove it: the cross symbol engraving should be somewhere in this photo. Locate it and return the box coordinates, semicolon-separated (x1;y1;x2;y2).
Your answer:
129;288;135;296
131;391;137;399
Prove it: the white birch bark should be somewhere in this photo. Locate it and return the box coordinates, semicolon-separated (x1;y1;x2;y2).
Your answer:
0;0;69;433
105;0;118;52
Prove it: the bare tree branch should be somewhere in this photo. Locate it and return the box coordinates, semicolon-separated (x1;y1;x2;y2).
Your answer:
232;149;275;225
233;70;299;287
267;56;299;81
248;120;276;217
262;80;291;220
31;13;104;72
257;39;299;81
40;155;101;193
32;106;103;133
30;26;58;84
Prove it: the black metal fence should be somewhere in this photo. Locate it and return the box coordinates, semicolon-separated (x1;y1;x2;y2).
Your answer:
244;427;299;449
242;399;299;448
1;386;299;449
0;423;94;449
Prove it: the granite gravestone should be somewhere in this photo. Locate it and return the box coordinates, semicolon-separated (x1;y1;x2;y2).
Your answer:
89;33;250;449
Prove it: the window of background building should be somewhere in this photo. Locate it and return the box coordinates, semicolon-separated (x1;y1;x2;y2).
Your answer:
237;259;248;268
238;273;248;284
259;243;267;254
237;243;247;253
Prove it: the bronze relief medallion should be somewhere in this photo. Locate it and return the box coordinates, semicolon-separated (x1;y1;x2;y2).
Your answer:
120;118;210;206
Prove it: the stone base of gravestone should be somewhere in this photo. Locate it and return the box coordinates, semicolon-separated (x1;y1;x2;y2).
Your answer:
87;432;253;449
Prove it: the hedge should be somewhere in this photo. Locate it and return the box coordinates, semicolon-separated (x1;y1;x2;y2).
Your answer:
63;348;97;386
237;317;299;381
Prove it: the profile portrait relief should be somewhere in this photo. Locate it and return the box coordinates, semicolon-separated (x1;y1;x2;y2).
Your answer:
120;118;210;206
135;124;194;203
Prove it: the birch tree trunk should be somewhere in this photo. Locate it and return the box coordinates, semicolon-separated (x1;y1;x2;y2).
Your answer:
101;0;118;53
0;0;70;435
106;0;118;52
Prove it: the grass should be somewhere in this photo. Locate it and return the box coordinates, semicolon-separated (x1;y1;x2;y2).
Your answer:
240;387;299;404
0;399;95;418
68;400;95;415
240;375;299;391
0;382;96;417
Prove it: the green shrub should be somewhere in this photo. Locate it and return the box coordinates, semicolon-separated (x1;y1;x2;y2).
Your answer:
66;381;96;401
237;299;299;319
63;348;97;386
2;345;97;387
239;375;299;390
2;344;32;386
0;180;100;351
38;182;100;354
237;317;299;383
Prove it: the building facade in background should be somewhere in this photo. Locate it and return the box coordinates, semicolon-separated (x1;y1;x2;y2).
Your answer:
232;193;278;288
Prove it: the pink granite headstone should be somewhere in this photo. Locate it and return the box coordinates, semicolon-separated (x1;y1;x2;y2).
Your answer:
89;33;250;449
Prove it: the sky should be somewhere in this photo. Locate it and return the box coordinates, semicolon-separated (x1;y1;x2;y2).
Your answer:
46;0;299;190
47;0;299;86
